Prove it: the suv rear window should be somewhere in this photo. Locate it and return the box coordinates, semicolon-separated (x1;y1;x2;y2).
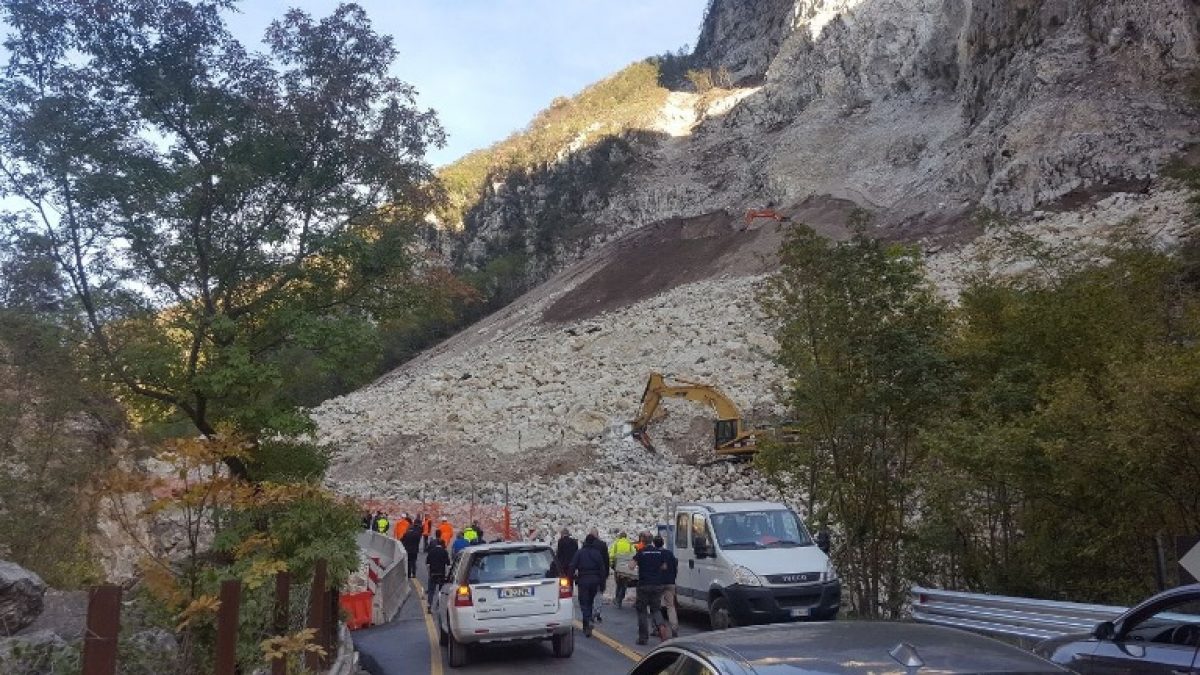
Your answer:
467;548;558;584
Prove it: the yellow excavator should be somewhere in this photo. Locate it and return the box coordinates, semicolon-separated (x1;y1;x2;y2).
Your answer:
629;372;758;457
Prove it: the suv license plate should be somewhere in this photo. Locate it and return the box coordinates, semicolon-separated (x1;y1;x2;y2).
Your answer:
790;608;810;618
498;587;534;599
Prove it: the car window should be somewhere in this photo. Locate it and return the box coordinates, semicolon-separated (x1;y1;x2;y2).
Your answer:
675;513;690;549
1125;595;1200;644
467;548;556;583
630;652;682;675
675;655;717;675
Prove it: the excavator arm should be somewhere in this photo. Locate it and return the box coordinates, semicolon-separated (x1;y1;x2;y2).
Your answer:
629;372;756;456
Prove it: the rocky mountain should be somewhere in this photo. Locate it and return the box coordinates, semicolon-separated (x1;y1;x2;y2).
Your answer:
315;0;1200;536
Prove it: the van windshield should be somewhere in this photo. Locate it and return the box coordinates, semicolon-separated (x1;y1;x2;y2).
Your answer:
710;510;812;550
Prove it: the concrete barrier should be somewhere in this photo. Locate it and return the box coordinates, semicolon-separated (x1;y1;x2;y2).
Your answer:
356;531;409;625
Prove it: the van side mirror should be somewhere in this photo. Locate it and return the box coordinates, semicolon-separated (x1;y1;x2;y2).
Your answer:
816;530;831;554
1092;621;1116;641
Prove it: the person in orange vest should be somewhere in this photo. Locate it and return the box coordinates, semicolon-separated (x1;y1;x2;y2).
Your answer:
394;513;412;540
436;517;453;547
421;514;433;551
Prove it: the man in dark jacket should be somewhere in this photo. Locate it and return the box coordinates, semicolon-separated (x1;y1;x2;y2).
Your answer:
569;533;609;636
402;525;422;578
631;536;670;644
424;538;451;614
656;537;679;637
556;528;579;576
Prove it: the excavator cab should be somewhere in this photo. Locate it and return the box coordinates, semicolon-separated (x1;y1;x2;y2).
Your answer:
714;418;738;448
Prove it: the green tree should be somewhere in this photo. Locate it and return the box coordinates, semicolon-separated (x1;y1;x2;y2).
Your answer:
0;1;444;475
757;224;954;617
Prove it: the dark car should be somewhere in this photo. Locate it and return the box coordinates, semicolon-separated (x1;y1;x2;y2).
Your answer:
627;621;1067;675
1034;584;1200;674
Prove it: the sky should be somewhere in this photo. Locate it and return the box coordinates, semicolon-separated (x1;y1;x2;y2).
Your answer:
230;1;709;167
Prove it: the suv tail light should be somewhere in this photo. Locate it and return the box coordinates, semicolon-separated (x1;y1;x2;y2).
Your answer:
454;585;473;607
558;577;572;599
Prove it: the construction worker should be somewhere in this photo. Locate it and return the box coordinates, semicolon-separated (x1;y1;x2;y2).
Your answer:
421;514;433;551
394;513;411;540
374;512;390;534
437;517;453;548
609;531;634;609
462;523;479;544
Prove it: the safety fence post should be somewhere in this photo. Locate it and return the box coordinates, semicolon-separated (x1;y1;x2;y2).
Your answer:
81;585;121;675
214;579;242;675
305;559;329;671
272;571;291;675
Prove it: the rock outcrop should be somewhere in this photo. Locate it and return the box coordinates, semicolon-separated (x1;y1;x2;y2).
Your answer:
0;561;45;636
317;0;1200;534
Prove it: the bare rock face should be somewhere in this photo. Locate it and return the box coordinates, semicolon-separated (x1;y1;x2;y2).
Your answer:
0;561;45;636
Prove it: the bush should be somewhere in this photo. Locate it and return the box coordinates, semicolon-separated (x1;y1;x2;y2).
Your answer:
246;441;331;484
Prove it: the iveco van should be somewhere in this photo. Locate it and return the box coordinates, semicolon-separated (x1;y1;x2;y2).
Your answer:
670;501;840;629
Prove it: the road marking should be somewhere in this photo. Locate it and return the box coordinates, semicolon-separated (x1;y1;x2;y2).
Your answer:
412;578;444;675
573;619;643;662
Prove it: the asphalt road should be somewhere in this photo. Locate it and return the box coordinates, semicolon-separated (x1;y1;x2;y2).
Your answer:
353;562;713;674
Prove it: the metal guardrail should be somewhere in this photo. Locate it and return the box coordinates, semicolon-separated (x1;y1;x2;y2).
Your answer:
910;586;1129;644
356;531;410;625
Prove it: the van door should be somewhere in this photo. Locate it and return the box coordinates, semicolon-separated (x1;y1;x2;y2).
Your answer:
690;513;723;609
673;511;702;610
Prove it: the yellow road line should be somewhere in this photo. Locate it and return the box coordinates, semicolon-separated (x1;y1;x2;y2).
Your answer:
412;578;444;675
573;619;643;662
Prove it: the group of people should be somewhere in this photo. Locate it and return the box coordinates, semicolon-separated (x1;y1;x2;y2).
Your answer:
556;528;678;644
361;511;486;578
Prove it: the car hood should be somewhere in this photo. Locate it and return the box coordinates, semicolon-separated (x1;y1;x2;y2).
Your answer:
717;546;828;576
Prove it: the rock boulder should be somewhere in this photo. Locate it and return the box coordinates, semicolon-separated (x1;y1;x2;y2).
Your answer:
0;561;45;636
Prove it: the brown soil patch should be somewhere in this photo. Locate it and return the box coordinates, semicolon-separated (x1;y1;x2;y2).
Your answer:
542;196;857;323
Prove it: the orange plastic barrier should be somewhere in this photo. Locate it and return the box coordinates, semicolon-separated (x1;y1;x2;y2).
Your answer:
340;591;374;630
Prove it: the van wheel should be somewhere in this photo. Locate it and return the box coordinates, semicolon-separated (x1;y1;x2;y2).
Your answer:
447;632;469;668
709;596;737;631
552;628;574;657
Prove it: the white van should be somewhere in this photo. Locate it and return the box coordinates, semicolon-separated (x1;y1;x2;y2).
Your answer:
669;501;840;629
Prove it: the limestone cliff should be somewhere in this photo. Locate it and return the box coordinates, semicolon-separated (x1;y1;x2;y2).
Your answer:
317;0;1200;536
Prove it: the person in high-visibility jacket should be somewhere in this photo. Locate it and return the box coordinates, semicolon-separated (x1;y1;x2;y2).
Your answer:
437;518;454;547
394;514;411;540
462;524;479;543
421;515;433;551
609;531;635;609
374;512;390;534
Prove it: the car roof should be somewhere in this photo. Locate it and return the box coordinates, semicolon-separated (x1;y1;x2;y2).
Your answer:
677;501;789;514
663;622;1067;674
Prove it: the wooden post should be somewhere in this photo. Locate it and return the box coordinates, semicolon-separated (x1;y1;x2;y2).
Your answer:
305;560;328;671
272;571;291;675
215;579;241;675
81;585;121;675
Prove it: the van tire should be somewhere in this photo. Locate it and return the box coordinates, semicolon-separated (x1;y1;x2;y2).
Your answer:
447;631;469;668
552;628;574;657
709;596;737;631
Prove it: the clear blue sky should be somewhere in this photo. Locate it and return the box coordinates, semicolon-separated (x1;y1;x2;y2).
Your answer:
230;1;708;167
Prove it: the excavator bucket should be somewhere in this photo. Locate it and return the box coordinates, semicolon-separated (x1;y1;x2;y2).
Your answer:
630;428;656;452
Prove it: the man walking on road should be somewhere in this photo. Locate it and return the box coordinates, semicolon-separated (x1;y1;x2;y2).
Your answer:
556;528;579;576
630;535;670;645
425;537;450;614
609;531;634;609
588;528;608;624
570;532;608;637
402;525;422;578
656;536;679;637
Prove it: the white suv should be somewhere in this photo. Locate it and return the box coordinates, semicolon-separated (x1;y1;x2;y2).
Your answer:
433;542;575;667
